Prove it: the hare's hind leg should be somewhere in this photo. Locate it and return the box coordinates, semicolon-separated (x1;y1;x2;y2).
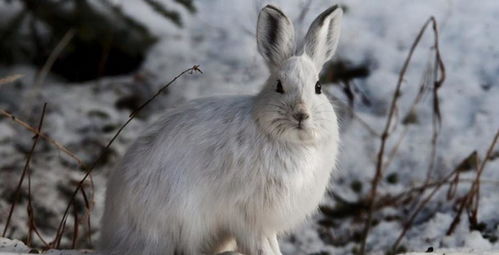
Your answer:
266;235;282;255
101;228;176;255
207;233;237;254
235;232;280;255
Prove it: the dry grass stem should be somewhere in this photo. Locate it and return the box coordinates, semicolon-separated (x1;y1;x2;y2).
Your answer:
2;103;47;244
0;74;24;86
50;65;202;248
0;109;86;168
359;17;445;255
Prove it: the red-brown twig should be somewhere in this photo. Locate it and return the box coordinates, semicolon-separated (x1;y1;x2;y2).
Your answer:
35;29;75;89
72;207;78;249
2;103;47;238
446;129;499;235
359;17;445;255
423;18;446;185
470;130;499;223
0;109;86;168
50;65;202;248
1;107;95;246
0;74;24;86
391;168;458;251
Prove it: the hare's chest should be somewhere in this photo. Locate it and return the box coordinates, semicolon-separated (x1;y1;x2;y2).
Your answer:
257;146;332;229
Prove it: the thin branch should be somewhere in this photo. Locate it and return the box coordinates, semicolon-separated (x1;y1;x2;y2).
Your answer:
22;29;75;116
0;109;86;168
470;129;499;223
34;29;75;89
446;129;499;235
423;17;446;186
391;168;457;251
2;103;47;238
359;17;444;255
0;74;24;86
50;65;202;248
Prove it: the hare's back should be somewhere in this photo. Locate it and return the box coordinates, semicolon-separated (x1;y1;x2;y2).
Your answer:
128;95;255;176
148;95;254;144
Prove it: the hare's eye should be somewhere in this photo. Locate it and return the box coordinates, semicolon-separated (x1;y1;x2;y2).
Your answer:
276;80;284;94
315;81;322;94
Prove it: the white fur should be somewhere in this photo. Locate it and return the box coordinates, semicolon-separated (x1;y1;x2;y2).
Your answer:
100;4;342;255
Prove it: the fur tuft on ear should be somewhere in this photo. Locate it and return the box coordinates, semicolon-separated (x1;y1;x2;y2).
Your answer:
302;5;343;71
257;5;295;71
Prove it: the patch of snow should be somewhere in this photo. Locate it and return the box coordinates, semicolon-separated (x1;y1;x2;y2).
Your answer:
1;0;498;254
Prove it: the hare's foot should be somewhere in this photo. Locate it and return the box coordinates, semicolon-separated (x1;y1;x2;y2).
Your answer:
236;233;281;255
266;235;282;255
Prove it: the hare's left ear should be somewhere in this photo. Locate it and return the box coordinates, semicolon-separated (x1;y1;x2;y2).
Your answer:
257;5;295;71
302;5;343;71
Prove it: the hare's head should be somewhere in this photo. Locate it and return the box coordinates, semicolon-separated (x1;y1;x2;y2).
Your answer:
253;5;342;143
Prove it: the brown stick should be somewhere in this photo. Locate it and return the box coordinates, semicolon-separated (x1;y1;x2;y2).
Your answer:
2;103;47;238
470;130;499;223
391;168;458;251
446;129;499;235
0;74;24;86
50;65;202;248
0;109;86;168
72;206;78;249
358;17;444;255
33;29;76;92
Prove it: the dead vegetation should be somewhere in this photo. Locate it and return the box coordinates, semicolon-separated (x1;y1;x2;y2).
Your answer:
0;65;202;250
0;13;498;255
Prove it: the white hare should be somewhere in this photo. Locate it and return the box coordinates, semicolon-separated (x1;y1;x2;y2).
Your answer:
100;4;342;255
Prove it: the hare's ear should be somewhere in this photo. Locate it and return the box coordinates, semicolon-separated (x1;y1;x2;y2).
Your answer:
257;5;295;71
302;5;342;71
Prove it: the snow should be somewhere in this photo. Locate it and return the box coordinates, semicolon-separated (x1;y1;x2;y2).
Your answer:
1;0;499;254
1;237;497;255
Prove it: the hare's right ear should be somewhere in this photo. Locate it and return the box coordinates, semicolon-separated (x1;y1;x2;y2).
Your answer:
257;5;295;71
302;5;343;71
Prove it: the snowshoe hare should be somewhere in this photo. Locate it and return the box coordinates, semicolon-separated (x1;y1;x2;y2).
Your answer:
101;4;342;255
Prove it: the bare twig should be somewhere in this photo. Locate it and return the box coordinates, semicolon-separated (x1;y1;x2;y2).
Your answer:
0;109;86;168
446;130;499;235
72;207;78;249
423;19;446;184
80;188;93;246
384;54;435;170
0;74;24;86
359;17;445;255
390;131;498;250
391;168;458;251
2;103;47;238
34;29;75;89
22;29;75;116
50;65;202;248
1;108;96;246
470;130;499;223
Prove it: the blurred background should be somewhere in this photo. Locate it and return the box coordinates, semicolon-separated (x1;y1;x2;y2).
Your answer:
0;0;498;254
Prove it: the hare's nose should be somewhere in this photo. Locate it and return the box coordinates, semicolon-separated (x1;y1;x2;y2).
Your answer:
293;112;309;122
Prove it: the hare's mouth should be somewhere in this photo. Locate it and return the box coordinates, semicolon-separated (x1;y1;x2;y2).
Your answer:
295;119;310;130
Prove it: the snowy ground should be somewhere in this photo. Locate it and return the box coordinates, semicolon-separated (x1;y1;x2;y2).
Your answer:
0;237;497;255
1;0;498;254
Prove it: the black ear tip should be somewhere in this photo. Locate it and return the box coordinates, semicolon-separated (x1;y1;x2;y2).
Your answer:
324;5;341;16
330;5;340;11
316;4;342;24
262;4;286;17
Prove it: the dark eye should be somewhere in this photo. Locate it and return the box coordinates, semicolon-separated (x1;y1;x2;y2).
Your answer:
315;81;322;94
276;80;284;94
